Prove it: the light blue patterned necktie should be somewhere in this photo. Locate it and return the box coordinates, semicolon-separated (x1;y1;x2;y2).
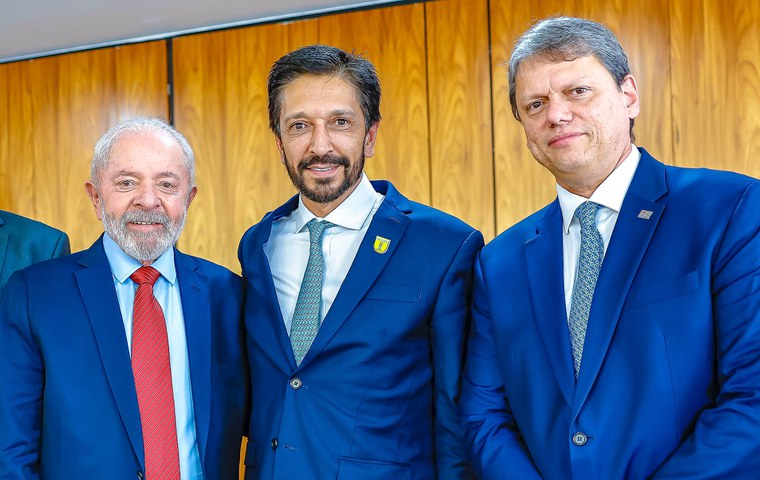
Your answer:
290;219;332;366
568;201;604;378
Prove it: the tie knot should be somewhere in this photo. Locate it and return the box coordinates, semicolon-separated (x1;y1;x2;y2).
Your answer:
306;219;333;244
574;201;602;230
130;266;161;286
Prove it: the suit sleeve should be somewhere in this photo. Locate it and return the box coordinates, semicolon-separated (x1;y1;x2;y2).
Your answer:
653;181;760;478
459;253;542;480
0;272;43;479
430;229;483;480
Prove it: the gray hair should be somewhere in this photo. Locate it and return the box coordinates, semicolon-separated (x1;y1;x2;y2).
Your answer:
508;16;635;139
90;117;195;187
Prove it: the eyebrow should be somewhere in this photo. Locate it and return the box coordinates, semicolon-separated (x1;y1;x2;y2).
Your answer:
283;109;358;122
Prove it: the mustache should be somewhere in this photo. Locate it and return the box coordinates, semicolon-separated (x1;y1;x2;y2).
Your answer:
298;154;350;172
121;210;170;226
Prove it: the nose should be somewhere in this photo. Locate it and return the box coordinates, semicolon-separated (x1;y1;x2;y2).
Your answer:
134;183;161;209
546;98;573;126
308;123;334;157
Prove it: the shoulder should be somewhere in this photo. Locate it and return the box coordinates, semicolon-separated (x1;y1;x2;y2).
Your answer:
240;213;274;245
176;250;240;281
486;203;553;249
379;181;480;240
239;195;298;246
637;149;757;202
665;164;757;196
0;210;67;239
7;248;87;290
407;200;479;236
655;164;759;229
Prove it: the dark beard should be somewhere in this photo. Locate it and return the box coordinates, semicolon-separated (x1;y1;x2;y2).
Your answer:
284;153;364;204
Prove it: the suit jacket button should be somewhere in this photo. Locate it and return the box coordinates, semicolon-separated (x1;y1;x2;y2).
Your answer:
271;438;278;450
137;472;145;480
572;432;588;446
290;377;302;390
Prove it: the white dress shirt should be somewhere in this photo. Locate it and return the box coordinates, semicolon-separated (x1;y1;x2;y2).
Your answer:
103;233;203;480
264;173;384;334
557;146;641;320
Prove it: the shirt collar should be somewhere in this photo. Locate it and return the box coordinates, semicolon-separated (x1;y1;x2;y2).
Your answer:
102;232;177;285
292;173;377;233
558;146;641;234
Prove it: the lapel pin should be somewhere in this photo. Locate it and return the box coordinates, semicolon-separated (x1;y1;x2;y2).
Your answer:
373;236;391;254
637;209;653;220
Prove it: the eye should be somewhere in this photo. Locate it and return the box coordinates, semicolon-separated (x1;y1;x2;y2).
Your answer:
158;181;176;190
570;87;589;95
526;100;544;112
335;118;348;126
116;179;136;187
286;121;311;132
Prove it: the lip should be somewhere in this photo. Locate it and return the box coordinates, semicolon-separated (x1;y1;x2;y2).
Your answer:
548;132;584;147
128;221;163;232
305;164;341;178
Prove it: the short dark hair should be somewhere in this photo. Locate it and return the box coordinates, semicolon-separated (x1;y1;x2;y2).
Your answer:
508;16;635;140
267;44;381;137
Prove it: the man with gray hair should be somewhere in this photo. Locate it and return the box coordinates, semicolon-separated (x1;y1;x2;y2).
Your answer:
0;117;248;480
460;16;760;478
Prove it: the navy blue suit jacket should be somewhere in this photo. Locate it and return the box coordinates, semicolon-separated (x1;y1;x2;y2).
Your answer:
0;238;247;479
460;149;760;479
0;210;69;295
239;180;483;480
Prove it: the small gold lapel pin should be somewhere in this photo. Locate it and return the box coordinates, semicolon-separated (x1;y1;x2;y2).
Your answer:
373;236;391;254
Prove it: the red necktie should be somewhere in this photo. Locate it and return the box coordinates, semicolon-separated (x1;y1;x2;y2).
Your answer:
130;266;180;480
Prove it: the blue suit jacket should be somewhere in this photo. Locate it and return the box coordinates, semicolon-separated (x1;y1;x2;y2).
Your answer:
460;149;760;479
239;180;483;480
0;238;248;480
0;210;70;295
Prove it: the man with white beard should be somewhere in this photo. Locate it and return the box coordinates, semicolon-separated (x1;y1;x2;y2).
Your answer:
0;117;248;480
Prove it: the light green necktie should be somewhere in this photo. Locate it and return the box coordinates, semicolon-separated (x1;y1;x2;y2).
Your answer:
290;219;332;366
568;201;604;378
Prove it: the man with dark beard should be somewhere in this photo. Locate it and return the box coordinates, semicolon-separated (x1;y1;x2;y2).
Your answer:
238;45;483;479
0;117;247;480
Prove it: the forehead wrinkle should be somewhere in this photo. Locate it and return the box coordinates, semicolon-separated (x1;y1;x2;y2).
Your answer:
517;59;601;101
109;168;183;180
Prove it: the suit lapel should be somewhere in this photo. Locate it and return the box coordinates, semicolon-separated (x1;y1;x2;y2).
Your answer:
297;183;411;368
258;251;296;369
526;201;575;407
176;251;211;467
573;150;667;412
76;239;145;467
254;202;302;371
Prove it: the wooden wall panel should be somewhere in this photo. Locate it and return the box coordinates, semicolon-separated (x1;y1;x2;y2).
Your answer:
670;0;760;177
489;0;671;234
173;21;319;271
0;0;756;268
425;0;495;239
0;42;167;252
0;1;757;478
0;61;36;218
489;0;564;235
318;4;430;204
